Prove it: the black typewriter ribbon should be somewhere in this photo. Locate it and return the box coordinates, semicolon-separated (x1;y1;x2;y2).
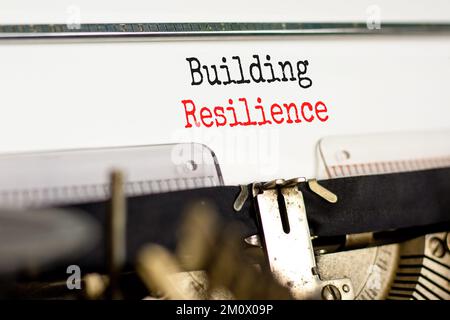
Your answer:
64;167;450;271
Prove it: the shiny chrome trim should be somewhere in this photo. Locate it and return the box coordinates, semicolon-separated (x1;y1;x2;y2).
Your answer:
0;22;450;42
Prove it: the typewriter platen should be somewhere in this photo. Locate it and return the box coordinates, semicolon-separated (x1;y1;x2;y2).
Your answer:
0;15;450;300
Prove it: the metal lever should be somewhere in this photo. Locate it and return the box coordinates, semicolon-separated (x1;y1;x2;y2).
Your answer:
255;183;354;300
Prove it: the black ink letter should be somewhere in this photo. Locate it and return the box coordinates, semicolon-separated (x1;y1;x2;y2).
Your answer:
186;57;203;85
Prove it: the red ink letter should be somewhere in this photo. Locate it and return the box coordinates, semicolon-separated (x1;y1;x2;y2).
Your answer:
315;101;329;122
214;106;227;127
283;102;301;123
301;102;314;122
182;99;199;128
200;107;214;127
270;103;284;124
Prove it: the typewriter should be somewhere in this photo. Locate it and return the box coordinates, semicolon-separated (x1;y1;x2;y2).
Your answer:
0;1;449;300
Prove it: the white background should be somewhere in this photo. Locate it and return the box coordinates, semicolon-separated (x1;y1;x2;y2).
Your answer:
0;0;450;24
0;1;449;184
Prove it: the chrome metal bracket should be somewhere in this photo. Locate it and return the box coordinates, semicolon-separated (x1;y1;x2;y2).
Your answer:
254;179;354;300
